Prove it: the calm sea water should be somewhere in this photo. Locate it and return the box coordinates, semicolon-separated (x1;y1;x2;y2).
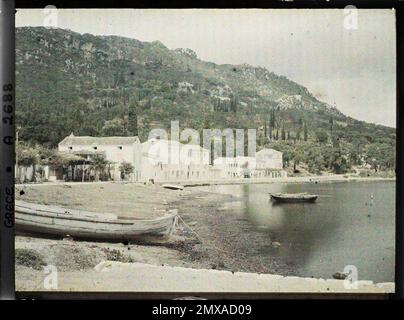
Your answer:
199;181;395;282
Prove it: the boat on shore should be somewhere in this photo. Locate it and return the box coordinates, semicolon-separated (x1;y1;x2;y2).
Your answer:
270;192;318;203
15;201;178;241
162;184;184;190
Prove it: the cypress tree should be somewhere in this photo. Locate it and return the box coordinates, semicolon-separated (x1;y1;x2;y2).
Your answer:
128;102;138;136
304;122;308;141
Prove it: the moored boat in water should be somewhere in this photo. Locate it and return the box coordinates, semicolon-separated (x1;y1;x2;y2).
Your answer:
15;201;178;241
162;184;184;190
270;192;318;203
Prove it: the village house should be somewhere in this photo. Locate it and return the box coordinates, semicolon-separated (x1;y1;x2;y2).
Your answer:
57;135;285;182
213;156;256;178
253;148;286;178
213;148;286;179
58;133;142;181
140;138;211;182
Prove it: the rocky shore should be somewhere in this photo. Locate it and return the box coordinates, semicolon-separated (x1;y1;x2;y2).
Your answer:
16;182;293;290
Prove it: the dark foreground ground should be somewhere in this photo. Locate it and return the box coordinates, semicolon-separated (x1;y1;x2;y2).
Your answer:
15;182;294;288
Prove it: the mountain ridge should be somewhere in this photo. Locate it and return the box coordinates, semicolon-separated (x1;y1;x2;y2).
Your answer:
15;26;395;174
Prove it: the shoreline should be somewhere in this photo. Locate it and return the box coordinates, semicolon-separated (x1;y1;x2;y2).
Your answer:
182;175;395;187
15;179;394;292
16;174;396;189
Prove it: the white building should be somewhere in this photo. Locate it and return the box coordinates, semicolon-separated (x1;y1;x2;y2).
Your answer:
58;133;141;181
256;148;283;170
140;138;211;182
58;135;286;182
213;156;257;178
213;148;286;179
254;148;286;178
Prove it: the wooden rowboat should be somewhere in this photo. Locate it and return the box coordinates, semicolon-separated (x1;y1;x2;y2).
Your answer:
15;201;178;241
270;193;318;203
162;184;184;190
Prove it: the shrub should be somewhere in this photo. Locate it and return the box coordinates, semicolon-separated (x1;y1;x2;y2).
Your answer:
15;248;47;270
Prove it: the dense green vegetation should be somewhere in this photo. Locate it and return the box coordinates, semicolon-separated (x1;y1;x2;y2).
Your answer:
15;27;396;175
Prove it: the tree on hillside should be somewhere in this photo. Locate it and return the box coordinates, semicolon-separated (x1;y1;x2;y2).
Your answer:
329;116;334;132
101;118;126;136
298;117;303;126
230;94;238;113
127;101;138;136
271;108;276;128
347;142;360;166
331;148;348;174
364;143;395;172
303;144;324;174
303;122;308;141
291;149;304;172
296;130;301;141
315;129;328;144
378;143;395;169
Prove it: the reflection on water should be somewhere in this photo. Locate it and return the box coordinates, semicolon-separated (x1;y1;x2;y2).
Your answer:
199;181;395;282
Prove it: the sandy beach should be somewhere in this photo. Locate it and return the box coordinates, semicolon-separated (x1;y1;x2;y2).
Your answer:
15;175;395;293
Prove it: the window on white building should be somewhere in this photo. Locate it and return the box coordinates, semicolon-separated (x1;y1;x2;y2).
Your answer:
118;146;123;150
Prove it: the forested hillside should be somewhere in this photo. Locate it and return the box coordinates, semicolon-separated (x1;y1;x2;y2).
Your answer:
15;27;396;174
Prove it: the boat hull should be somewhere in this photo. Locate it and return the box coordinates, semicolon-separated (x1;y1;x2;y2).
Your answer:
270;194;318;203
15;201;178;241
162;184;184;190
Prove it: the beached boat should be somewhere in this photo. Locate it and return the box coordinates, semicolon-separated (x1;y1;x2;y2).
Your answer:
15;201;178;241
162;184;184;190
270;192;318;203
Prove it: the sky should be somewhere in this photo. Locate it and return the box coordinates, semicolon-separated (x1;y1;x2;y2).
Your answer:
16;9;396;127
